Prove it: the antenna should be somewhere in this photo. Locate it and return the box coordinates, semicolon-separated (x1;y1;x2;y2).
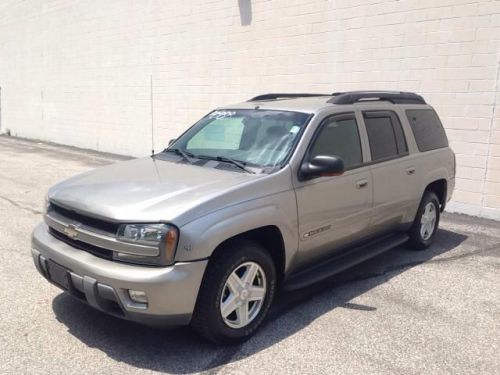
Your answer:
150;74;155;156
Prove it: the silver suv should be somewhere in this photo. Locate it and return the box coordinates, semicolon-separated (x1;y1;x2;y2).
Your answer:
32;91;455;343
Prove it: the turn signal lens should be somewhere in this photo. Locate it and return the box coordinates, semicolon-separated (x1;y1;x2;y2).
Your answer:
165;228;178;263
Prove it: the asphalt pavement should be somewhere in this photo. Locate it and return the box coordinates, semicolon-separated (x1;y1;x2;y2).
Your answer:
0;135;499;375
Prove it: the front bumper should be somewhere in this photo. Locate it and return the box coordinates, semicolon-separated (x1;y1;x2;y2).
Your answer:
31;223;208;326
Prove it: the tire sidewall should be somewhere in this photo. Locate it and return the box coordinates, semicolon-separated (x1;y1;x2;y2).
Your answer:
200;242;276;342
415;193;440;247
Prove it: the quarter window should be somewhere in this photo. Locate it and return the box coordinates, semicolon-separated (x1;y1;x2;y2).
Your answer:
309;114;363;169
363;111;408;162
405;109;448;152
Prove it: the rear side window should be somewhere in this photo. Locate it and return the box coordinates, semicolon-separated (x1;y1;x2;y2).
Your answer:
363;111;408;162
405;109;448;152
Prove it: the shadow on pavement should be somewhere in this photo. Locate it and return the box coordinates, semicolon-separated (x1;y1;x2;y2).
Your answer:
52;229;467;374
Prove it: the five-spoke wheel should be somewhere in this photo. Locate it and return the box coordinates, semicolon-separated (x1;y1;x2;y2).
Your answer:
408;191;440;250
191;239;276;344
420;202;437;240
220;262;266;329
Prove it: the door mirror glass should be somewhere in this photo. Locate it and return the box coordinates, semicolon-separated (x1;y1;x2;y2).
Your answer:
300;155;344;180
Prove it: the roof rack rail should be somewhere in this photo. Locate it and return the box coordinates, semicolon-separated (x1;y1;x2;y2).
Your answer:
248;93;330;102
328;91;426;105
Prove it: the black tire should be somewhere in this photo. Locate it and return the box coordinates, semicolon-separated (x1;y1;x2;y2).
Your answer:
191;239;276;344
407;191;440;250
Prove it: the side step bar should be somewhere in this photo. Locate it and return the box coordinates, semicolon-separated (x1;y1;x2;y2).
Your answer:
283;233;409;291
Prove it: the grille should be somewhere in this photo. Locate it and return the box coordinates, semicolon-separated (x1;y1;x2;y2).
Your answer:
50;203;119;234
49;227;113;261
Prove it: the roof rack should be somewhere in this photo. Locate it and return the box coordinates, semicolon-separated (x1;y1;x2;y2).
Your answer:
328;91;426;105
248;93;330;102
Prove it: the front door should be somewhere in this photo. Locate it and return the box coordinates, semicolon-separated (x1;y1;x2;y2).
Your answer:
294;112;373;268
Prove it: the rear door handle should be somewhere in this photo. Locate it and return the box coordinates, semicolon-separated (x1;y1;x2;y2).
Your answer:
406;167;416;175
356;179;368;188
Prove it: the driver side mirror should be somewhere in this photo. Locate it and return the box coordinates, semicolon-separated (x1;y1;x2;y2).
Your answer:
168;138;176;146
299;155;344;181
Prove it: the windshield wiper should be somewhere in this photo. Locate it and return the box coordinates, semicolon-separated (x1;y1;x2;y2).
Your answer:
164;149;255;173
208;156;255;174
163;148;197;164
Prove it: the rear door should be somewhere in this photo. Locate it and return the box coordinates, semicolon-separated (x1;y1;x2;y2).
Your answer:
362;110;418;232
294;112;372;267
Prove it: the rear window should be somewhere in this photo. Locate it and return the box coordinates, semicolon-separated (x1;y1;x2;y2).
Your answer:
405;109;448;152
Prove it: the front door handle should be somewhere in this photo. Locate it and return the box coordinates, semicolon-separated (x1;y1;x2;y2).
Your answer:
356;179;368;188
406;167;416;175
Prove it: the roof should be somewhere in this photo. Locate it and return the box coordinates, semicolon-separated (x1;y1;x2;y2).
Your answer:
222;91;428;114
223;95;339;113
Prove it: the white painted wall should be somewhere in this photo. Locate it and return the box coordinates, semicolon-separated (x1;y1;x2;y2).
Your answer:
0;0;499;219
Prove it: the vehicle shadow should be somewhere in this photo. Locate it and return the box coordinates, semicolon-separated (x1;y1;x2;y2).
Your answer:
52;229;467;374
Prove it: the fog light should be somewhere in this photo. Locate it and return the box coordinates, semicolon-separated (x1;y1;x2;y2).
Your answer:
128;289;148;304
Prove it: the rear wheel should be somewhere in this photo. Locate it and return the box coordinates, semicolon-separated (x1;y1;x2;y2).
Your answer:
407;191;440;250
191;239;276;344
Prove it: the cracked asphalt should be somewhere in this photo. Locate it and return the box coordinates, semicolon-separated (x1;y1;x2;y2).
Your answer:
0;136;499;375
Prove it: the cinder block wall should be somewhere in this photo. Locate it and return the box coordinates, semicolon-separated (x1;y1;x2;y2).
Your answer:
0;0;499;219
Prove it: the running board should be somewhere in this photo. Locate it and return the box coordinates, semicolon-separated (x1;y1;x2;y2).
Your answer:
283;233;409;291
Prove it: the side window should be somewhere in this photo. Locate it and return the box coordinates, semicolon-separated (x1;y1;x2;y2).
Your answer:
405;109;448;152
309;114;363;169
363;111;408;162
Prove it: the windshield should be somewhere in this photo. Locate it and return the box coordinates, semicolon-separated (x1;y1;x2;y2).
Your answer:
168;109;310;168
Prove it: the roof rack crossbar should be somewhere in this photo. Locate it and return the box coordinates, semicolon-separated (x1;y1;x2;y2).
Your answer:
328;91;426;105
248;93;331;102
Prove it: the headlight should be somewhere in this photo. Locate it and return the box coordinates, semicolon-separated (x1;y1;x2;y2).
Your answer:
117;223;171;245
115;223;178;266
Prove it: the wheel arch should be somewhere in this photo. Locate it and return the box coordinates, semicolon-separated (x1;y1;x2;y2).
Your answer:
424;179;447;212
176;192;298;280
210;225;286;283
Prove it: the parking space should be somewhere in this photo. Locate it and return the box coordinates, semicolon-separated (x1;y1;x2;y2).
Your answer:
0;136;499;375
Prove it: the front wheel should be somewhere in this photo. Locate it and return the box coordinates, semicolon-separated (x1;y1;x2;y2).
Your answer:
407;191;440;250
191;239;276;344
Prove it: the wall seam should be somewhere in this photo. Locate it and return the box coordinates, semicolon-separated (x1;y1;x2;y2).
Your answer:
480;57;500;215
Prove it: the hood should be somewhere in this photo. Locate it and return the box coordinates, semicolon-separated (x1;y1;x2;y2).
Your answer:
48;156;266;224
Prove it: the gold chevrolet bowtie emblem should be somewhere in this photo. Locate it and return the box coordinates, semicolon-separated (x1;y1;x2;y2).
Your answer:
63;224;78;239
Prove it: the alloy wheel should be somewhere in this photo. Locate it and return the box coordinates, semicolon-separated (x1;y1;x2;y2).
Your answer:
220;262;267;329
420;202;437;240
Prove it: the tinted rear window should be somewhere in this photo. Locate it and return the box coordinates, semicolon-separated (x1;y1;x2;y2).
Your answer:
405;109;448;152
